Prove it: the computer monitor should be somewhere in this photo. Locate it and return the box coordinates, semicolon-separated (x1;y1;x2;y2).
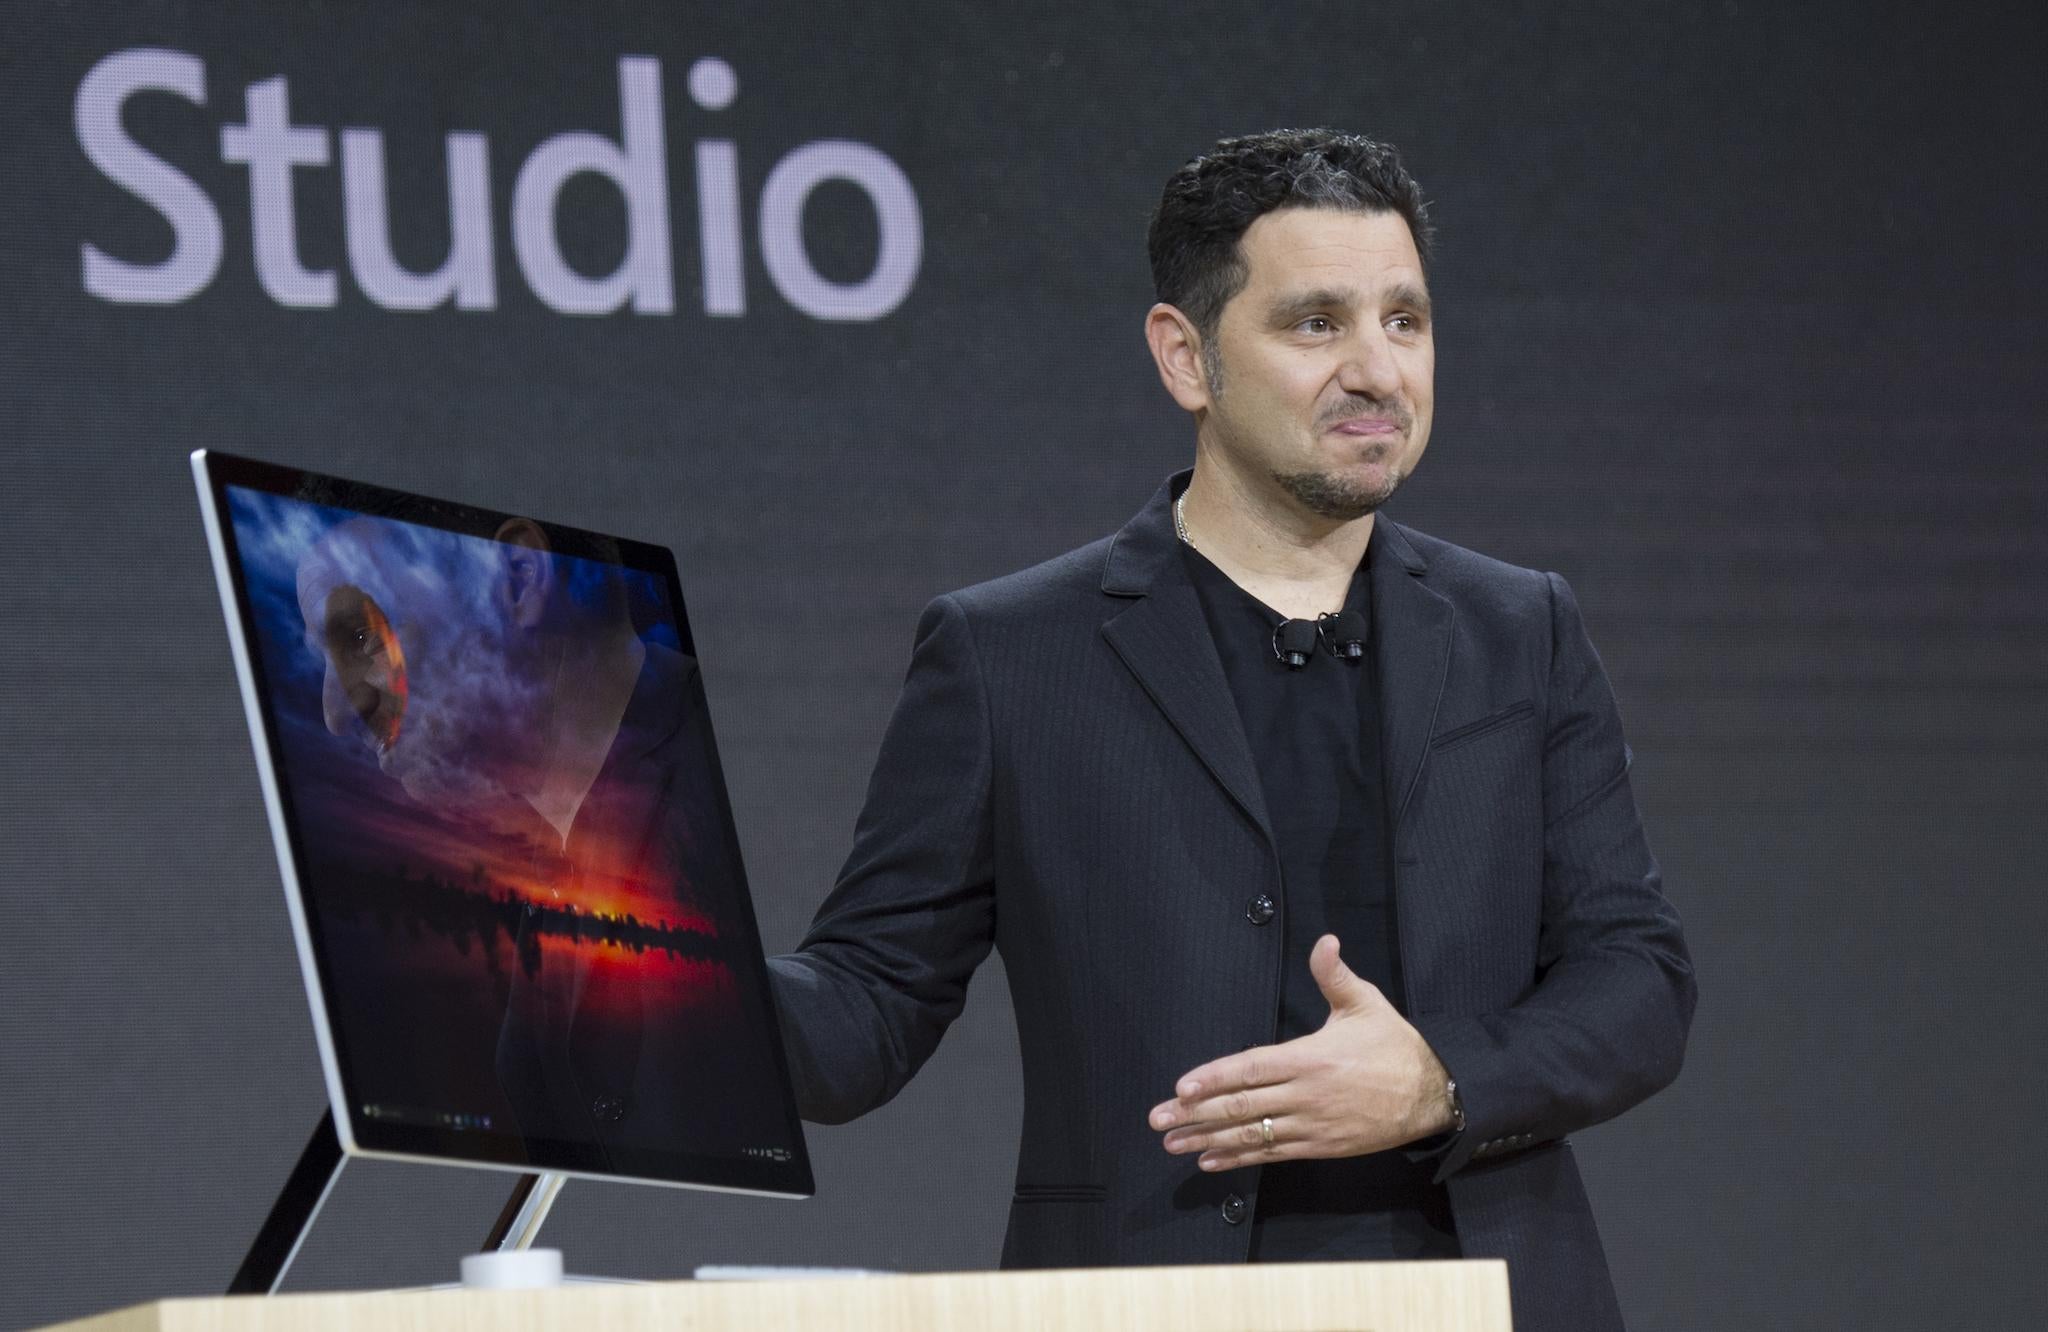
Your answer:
194;450;812;1200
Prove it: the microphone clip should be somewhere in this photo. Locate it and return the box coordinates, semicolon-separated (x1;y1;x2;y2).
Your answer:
1271;618;1321;671
1271;611;1369;671
1316;610;1369;664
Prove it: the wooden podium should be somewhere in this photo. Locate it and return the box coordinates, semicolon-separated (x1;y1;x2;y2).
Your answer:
41;1263;1511;1332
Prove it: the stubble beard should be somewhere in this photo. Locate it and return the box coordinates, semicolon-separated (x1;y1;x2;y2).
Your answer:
1273;445;1407;521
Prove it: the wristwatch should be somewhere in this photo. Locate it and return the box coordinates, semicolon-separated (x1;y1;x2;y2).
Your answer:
1445;1077;1467;1134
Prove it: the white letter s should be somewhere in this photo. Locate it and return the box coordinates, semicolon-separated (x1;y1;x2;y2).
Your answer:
75;48;223;305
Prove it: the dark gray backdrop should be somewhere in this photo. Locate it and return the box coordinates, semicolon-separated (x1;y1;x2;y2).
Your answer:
3;3;2043;1328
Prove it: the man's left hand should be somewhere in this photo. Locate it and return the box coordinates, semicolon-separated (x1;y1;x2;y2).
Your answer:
1148;934;1455;1171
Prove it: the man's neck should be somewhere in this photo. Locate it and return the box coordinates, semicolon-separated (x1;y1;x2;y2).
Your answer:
526;627;648;845
1177;455;1374;621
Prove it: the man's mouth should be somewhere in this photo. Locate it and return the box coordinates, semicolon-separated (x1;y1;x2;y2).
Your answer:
365;707;402;756
1329;417;1400;436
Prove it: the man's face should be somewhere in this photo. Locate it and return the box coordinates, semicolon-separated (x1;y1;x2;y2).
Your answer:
294;518;536;806
1200;206;1435;520
309;579;408;755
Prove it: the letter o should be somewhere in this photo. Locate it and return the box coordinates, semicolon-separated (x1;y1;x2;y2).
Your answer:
759;140;922;322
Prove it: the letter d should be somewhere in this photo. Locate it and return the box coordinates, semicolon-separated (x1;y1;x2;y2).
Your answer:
512;56;674;316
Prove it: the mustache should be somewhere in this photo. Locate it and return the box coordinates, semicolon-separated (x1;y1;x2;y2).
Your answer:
1318;398;1411;431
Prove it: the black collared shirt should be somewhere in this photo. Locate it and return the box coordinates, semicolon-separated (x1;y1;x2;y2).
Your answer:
1181;531;1458;1262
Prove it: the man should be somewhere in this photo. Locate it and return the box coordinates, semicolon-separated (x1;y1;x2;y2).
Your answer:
769;129;1694;1332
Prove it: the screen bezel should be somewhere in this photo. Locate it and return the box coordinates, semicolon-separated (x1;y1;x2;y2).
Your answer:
193;448;814;1199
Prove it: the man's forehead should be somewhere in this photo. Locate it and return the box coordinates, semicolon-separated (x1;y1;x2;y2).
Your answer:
1238;206;1425;293
294;516;427;615
297;519;374;584
294;517;504;631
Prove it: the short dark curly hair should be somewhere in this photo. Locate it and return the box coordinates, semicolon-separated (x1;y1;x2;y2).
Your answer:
1148;129;1434;348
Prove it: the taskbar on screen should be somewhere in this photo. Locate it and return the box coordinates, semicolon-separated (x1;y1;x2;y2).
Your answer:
347;1101;813;1196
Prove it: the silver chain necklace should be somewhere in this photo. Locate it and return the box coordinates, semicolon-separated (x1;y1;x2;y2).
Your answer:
1173;491;1193;547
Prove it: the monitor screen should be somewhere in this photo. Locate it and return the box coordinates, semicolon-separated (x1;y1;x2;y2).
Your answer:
195;451;812;1197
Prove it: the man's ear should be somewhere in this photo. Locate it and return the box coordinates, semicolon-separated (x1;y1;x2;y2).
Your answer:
494;518;553;629
1144;302;1214;415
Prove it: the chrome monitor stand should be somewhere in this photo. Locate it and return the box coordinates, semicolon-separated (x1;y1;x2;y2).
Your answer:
227;1110;565;1295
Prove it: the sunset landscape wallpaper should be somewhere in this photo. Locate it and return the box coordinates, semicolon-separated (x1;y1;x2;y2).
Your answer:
225;486;797;1174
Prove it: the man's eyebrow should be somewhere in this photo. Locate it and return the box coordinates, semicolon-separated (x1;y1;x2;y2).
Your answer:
1386;282;1433;317
1266;288;1358;323
1266;283;1433;323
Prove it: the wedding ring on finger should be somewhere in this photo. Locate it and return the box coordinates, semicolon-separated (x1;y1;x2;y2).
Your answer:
1260;1116;1274;1146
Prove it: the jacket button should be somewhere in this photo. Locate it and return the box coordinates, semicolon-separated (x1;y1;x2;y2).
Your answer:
1245;895;1276;926
1220;1193;1248;1225
592;1095;626;1122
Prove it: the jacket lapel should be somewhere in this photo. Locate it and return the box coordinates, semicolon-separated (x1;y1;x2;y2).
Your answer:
1369;520;1455;827
1095;478;1457;842
1098;473;1273;845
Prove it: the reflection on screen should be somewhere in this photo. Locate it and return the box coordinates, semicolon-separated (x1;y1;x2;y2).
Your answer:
227;487;796;1173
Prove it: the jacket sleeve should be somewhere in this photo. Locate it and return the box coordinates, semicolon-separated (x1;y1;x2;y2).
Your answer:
767;593;998;1125
1415;572;1697;1179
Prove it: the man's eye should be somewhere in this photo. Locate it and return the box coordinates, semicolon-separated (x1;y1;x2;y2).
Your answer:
339;618;388;660
1388;314;1420;332
1298;316;1333;334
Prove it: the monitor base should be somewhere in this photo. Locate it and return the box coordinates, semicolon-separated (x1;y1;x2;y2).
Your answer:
227;1110;565;1295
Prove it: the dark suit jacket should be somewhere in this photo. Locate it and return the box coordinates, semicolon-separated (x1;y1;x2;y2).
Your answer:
770;473;1695;1332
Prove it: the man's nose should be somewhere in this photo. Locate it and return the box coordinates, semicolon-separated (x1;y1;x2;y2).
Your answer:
1335;326;1403;399
321;668;353;736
